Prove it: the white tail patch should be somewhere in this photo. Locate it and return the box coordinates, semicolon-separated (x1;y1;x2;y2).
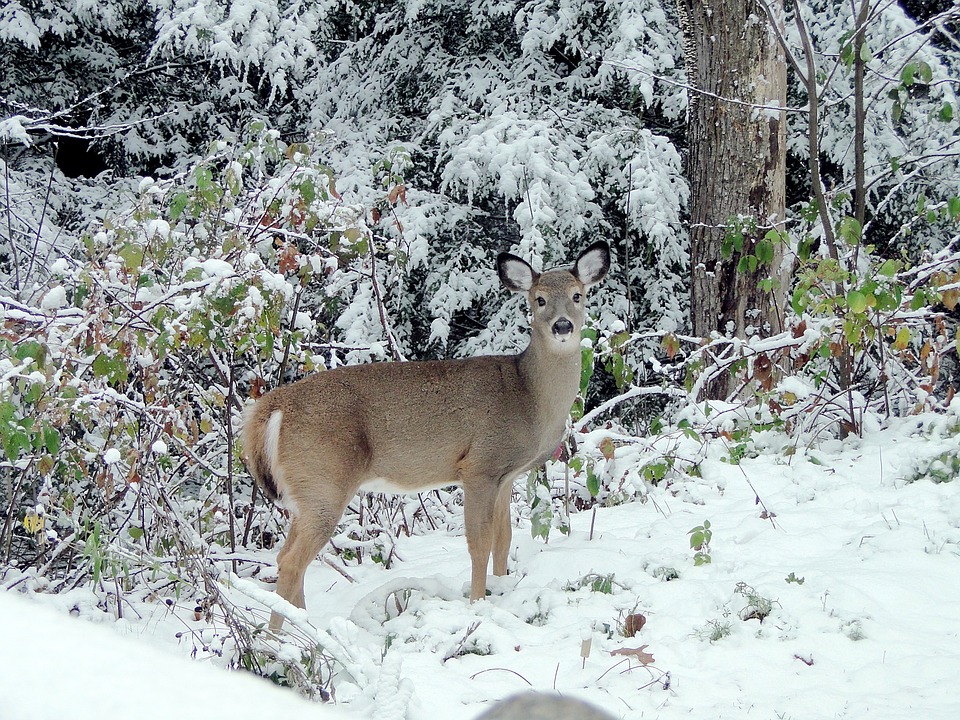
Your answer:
265;410;283;469
265;411;299;516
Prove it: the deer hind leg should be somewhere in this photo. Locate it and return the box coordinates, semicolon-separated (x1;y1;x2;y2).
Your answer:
271;486;351;630
491;477;513;577
463;480;499;602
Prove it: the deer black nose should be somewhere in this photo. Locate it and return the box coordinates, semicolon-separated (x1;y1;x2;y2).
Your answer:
553;318;574;336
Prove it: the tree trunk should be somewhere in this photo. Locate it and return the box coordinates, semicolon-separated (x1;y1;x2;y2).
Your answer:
680;0;789;399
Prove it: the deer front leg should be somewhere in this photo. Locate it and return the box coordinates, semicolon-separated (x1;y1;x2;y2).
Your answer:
463;481;498;601
491;477;513;577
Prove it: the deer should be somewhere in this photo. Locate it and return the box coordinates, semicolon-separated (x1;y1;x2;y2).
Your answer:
242;240;610;629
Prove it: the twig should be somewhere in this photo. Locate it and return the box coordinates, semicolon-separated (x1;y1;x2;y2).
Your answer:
469;667;533;685
321;555;357;583
367;236;404;362
443;620;482;662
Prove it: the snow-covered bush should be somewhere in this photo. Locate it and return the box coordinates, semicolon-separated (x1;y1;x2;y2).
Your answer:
0;124;403;690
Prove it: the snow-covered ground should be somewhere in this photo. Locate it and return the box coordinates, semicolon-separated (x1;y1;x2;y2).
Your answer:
3;415;960;719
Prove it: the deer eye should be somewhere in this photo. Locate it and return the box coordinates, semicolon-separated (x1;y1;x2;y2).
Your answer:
573;293;582;303
536;296;546;307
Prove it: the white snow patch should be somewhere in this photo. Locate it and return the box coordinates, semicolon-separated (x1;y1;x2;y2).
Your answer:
40;286;67;310
0;593;348;719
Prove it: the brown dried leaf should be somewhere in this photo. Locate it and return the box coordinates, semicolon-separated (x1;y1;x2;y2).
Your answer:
753;352;774;391
598;436;616;462
610;645;655;665
387;183;407;205
943;287;960;311
249;376;267;399
622;613;646;638
662;333;680;360
278;243;301;274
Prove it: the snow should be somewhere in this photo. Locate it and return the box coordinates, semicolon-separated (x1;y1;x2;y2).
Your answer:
183;256;236;278
49;258;69;275
102;448;121;464
0;592;347;720
0;117;31;145
40;286;67;310
3;416;959;719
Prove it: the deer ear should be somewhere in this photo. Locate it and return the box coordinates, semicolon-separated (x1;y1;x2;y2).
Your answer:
573;241;610;287
497;252;537;292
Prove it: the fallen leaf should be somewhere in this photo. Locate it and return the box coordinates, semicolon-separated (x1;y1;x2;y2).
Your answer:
610;645;655;665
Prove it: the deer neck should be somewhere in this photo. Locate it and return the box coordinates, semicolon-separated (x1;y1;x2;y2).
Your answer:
516;335;582;428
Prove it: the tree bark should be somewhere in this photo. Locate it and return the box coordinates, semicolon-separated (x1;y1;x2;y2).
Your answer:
680;0;789;398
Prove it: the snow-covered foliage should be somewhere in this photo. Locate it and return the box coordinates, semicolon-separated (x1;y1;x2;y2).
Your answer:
785;0;960;255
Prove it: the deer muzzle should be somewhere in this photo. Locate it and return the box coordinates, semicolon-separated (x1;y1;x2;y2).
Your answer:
552;317;575;339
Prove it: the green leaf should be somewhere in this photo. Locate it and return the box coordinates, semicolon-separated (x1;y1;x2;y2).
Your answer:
118;243;145;270
839;217;862;246
940;103;954;123
948;196;960;221
689;530;704;549
756;238;774;265
840;42;854;68
859;43;872;62
92;353;113;378
195;166;213;191
299;179;316;205
847;290;868;314
878;259;898;277
42;426;61;455
791;286;807;316
169;192;190;222
24;382;44;404
910;289;927;311
14;341;45;365
3;429;29;463
918;61;933;83
579;346;595;394
586;468;600;497
901;62;916;86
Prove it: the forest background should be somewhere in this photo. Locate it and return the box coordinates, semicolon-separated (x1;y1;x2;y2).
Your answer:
0;0;958;710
